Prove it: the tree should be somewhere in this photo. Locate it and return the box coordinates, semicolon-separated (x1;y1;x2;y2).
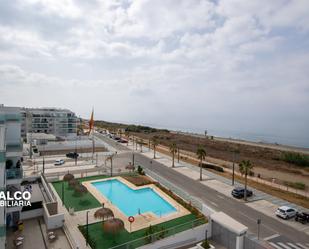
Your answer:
169;143;177;167
196;146;206;181
125;131;130;146
239;160;253;201
152;137;159;159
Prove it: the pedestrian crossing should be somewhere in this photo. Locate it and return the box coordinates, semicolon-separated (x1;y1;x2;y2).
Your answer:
269;242;309;249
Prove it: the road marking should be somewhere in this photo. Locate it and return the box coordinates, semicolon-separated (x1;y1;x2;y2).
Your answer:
269;242;284;249
209;201;218;207
264;234;280;241
216;194;225;199
296;243;309;249
278;242;294;249
287;243;304;249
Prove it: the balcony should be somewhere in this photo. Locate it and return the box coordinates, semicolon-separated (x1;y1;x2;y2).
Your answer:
0;225;5;238
5;142;23;158
6;168;23;185
5;113;21;122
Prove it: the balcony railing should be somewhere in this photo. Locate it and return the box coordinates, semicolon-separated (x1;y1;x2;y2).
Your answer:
5;143;22;153
0;225;5;237
6;168;23;180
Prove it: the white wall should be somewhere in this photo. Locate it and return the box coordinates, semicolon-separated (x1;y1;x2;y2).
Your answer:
43;204;64;230
138;224;210;249
20;209;43;220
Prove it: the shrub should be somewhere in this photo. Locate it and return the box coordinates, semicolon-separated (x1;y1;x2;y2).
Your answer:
137;165;145;175
284;181;306;190
201;240;210;249
5;159;13;169
281;152;309;167
200;163;224;172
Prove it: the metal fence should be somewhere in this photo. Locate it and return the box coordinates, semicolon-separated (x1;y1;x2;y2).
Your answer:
144;168;203;211
108;217;206;249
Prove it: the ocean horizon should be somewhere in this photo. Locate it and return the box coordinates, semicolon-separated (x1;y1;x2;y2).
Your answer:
107;120;309;149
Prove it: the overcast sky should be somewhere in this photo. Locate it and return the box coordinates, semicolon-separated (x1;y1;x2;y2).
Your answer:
0;0;309;146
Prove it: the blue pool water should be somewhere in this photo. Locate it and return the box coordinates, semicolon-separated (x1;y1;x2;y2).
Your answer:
92;179;176;217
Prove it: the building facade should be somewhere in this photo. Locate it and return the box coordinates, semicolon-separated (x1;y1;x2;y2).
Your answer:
0;106;23;248
21;108;78;139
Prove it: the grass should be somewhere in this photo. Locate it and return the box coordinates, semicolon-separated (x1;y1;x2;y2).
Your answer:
52;175;109;212
79;214;204;249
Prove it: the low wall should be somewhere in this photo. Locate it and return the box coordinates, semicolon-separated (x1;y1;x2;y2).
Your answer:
20;208;43;220
138;224;209;249
43;203;64;230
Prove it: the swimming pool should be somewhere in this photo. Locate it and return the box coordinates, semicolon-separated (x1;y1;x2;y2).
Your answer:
91;179;177;217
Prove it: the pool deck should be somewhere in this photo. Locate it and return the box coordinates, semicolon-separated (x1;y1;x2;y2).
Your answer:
82;176;190;232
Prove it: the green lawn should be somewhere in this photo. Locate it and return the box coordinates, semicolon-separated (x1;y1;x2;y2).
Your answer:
80;214;205;249
52;175;109;211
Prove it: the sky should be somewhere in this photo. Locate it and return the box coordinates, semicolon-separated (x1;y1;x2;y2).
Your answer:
0;0;309;147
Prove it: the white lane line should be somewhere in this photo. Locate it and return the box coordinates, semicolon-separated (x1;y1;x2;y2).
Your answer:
296;244;309;249
209;201;218;207
216;194;225;199
278;242;293;249
269;242;284;249
264;234;280;241
287;243;304;249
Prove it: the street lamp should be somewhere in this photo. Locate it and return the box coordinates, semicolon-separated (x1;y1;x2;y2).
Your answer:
61;181;65;206
86;211;90;246
257;218;261;240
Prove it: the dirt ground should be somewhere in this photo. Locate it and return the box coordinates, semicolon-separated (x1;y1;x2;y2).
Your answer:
131;131;309;185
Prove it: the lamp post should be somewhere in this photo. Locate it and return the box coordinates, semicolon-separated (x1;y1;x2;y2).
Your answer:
86;211;90;246
205;228;208;241
257;218;261;240
132;152;135;166
61;181;64;206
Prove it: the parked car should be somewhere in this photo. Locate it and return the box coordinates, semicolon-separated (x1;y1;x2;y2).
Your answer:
275;206;297;219
231;187;253;199
66;152;79;159
54;159;65;166
295;212;309;224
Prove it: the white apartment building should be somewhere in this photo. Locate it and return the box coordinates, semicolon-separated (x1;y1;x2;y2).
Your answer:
0;106;23;248
20;108;78;139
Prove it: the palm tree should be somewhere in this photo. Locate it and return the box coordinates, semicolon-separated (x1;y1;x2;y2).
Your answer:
239;160;253;201
125;131;130;146
196;146;206;181
138;139;143;152
169;143;177;167
152;137;159;159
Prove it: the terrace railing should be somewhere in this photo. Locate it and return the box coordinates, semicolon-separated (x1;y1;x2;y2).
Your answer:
108;217;206;249
144;168;203;211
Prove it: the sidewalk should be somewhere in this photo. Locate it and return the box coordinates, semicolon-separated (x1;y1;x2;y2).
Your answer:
125;141;309;235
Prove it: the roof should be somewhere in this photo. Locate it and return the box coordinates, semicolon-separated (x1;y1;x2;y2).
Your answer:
210;212;248;235
278;206;293;211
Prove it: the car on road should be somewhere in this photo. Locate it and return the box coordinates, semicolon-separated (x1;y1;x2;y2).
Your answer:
66;152;79;159
275;206;297;219
54;159;65;166
295;212;309;224
231;187;253;199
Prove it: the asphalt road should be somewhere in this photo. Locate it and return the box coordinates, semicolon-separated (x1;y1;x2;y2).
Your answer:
134;153;309;244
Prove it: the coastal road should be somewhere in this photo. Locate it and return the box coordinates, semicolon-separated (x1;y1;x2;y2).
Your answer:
134;153;309;244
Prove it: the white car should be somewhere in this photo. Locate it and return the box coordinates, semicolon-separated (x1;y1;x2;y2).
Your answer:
275;206;297;219
54;159;65;166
